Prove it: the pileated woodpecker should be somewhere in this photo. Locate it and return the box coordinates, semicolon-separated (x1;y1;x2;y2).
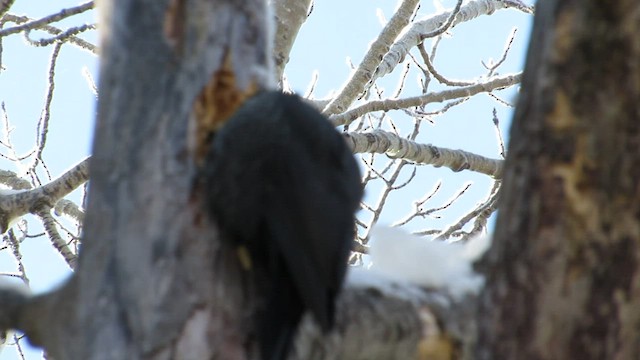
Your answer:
202;91;362;360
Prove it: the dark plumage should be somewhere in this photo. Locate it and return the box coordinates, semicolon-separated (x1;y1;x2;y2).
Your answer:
202;91;362;360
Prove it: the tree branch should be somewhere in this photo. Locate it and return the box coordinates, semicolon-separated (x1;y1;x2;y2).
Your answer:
272;0;313;82
54;199;85;223
346;130;503;178
0;170;31;190
322;0;420;115
0;1;94;37
35;207;77;269
0;158;90;233
374;0;532;82
0;14;97;53
331;73;521;126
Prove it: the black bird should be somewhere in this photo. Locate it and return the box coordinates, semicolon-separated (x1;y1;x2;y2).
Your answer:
202;91;362;360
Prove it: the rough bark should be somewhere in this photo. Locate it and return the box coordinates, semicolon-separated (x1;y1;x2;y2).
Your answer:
478;0;640;359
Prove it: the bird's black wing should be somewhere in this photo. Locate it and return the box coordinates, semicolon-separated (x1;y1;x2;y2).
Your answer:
203;91;362;360
263;93;362;330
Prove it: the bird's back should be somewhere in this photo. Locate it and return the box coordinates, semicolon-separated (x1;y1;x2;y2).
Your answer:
203;91;362;360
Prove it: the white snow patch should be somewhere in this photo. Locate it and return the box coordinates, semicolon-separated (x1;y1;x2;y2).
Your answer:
367;225;491;299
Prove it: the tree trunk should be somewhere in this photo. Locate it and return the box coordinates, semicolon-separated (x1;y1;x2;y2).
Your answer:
478;0;640;359
25;0;273;358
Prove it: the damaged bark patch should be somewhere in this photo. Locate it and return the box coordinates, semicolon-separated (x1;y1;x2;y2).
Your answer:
189;53;256;166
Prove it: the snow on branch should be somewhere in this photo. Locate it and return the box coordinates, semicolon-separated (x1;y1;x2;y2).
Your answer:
331;227;493;358
330;73;521;126
345;130;503;178
367;225;490;299
373;0;532;82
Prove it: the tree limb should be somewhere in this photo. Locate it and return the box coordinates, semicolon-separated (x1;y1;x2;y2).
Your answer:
272;0;313;82
374;0;532;83
0;158;89;233
322;0;420;115
331;73;521;126
0;1;94;37
346;130;502;178
0;14;97;53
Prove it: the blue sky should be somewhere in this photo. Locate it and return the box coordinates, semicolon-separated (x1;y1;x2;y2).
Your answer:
0;1;533;358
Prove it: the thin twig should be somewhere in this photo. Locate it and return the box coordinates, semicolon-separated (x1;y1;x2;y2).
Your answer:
418;42;474;86
35;206;77;269
0;14;97;53
331;73;522;126
419;0;463;40
25;23;96;47
323;0;421;115
0;1;94;37
31;42;63;183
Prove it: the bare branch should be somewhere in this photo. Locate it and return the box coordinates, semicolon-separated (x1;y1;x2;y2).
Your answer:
331;73;521;126
491;108;506;158
374;0;530;82
0;158;89;233
5;229;29;285
34;207;76;269
435;180;500;241
0;102;37;163
54;199;85;223
391;63;411;98
361;159;412;244
482;27;518;76
419;0;463;40
272;0;313;82
25;23;96;47
346;130;503;178
418;42;474;86
392;181;442;227
0;1;94;37
31;42;63;183
0;170;31;190
322;0;421;115
0;14;97;53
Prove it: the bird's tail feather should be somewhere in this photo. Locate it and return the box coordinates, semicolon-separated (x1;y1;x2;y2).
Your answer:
259;269;304;360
